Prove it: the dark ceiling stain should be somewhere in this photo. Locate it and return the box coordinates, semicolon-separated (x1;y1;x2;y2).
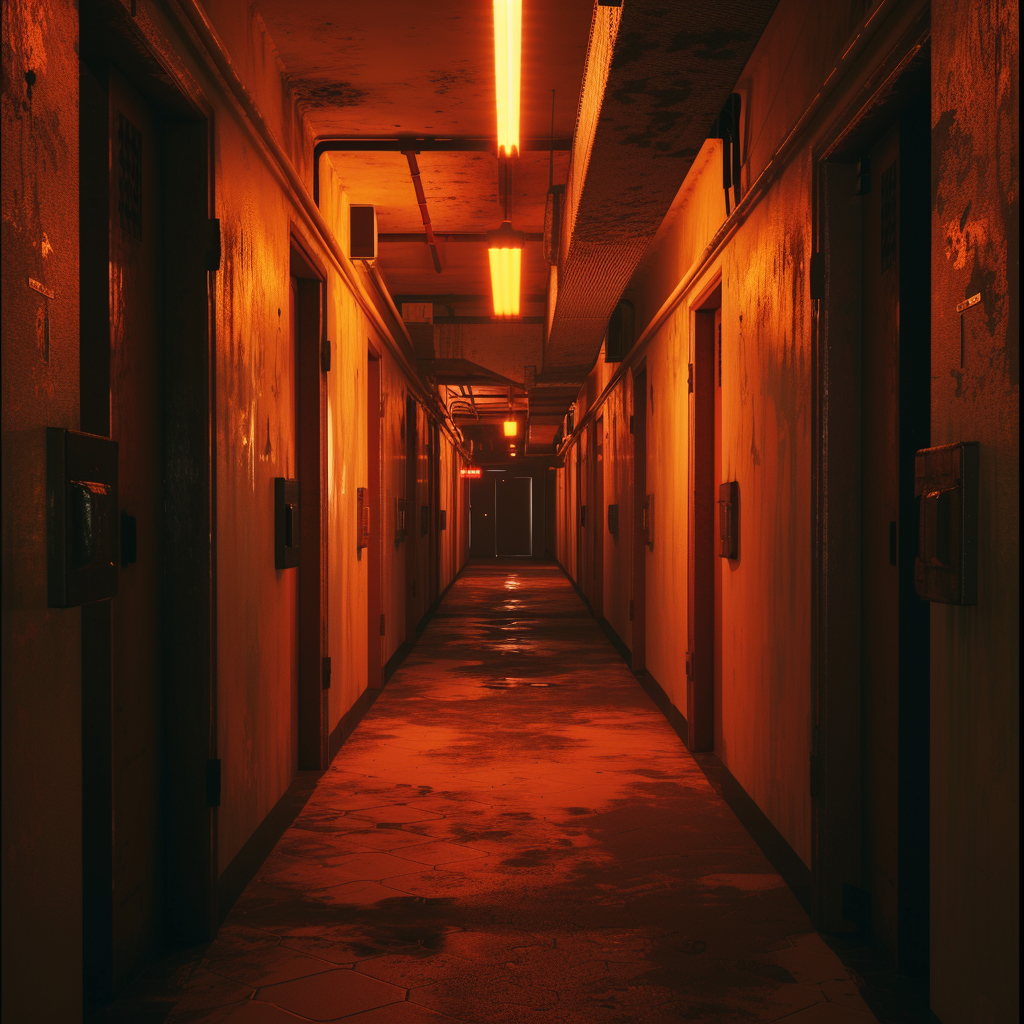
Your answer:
428;68;474;96
289;78;368;108
667;28;753;60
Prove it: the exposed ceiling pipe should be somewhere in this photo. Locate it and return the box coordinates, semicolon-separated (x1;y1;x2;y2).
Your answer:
402;150;443;274
312;137;570;206
459;385;480;420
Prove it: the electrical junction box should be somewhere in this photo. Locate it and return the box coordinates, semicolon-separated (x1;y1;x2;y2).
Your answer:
350;205;377;260
915;442;978;604
47;428;119;607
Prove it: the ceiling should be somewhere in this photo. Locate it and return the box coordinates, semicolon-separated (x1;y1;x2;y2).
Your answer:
255;0;595;454
257;0;594;314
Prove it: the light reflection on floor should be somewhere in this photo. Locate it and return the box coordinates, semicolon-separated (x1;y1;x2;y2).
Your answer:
161;562;877;1024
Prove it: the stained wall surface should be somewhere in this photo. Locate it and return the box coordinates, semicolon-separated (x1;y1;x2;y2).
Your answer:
1;3;83;1021
1;0;470;1015
929;1;1019;1019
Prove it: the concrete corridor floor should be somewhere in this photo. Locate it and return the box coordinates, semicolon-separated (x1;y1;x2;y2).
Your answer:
165;562;878;1024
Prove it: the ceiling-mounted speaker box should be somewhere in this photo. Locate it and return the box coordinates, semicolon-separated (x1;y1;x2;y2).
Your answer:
350;205;377;260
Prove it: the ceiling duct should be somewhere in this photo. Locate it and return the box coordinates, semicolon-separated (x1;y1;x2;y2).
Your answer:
543;0;779;381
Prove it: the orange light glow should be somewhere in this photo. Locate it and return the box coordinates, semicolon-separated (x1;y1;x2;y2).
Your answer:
487;221;523;317
493;0;521;156
460;467;483;478
504;420;518;437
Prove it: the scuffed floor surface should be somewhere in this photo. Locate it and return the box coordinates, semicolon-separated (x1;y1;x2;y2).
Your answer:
168;563;877;1024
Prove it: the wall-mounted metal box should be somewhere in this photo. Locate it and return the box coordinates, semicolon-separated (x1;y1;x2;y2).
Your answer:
275;477;299;569
350;205;377;260
47;428;119;607
607;503;619;537
718;481;738;559
915;442;978;604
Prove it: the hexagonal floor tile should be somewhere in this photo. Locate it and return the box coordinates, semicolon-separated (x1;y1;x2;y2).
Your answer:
258;969;404;1021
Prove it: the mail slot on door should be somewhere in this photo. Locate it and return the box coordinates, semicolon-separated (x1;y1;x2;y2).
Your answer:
718;481;738;559
914;442;978;604
275;478;299;569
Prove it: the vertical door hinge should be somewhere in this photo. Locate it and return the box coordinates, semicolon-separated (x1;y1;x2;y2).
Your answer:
685;651;693;678
380;613;386;636
206;758;221;808
322;655;332;690
629;598;634;621
205;218;221;272
321;337;332;373
687;363;694;393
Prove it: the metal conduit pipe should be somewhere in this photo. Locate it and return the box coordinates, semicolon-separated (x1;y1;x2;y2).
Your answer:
401;150;443;274
311;137;571;206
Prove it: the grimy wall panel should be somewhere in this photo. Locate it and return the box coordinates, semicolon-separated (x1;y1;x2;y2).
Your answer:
1;3;83;1019
929;1;1019;1019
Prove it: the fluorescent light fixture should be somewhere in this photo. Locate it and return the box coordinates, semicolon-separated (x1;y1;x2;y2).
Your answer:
504;420;518;437
487;221;524;317
493;0;521;156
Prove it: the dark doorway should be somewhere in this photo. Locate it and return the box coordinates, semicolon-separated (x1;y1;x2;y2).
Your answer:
367;352;383;690
860;97;930;975
291;244;327;770
632;368;647;673
691;284;719;752
496;476;533;556
405;396;419;643
79;10;215;1006
470;475;496;558
590;417;604;616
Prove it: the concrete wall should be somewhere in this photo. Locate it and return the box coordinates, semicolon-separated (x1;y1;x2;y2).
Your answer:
555;0;1018;1019
1;3;83;1021
1;0;470;1016
929;1;1019;1019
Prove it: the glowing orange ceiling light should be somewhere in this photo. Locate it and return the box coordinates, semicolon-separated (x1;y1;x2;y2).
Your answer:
487;221;523;317
493;0;521;156
504;419;518;437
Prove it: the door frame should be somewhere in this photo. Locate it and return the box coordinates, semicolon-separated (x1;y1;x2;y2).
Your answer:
78;0;219;998
289;235;328;770
810;11;930;936
688;281;721;752
631;365;647;673
367;347;383;690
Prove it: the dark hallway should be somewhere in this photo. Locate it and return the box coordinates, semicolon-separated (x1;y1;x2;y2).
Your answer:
3;1;1018;1022
108;563;875;1024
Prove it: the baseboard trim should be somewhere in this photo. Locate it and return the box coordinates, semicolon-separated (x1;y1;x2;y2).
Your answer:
328;683;380;763
381;561;468;685
552;556;812;916
217;770;321;923
218;560;470;925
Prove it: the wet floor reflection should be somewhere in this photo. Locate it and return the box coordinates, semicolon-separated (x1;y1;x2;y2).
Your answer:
166;562;877;1024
